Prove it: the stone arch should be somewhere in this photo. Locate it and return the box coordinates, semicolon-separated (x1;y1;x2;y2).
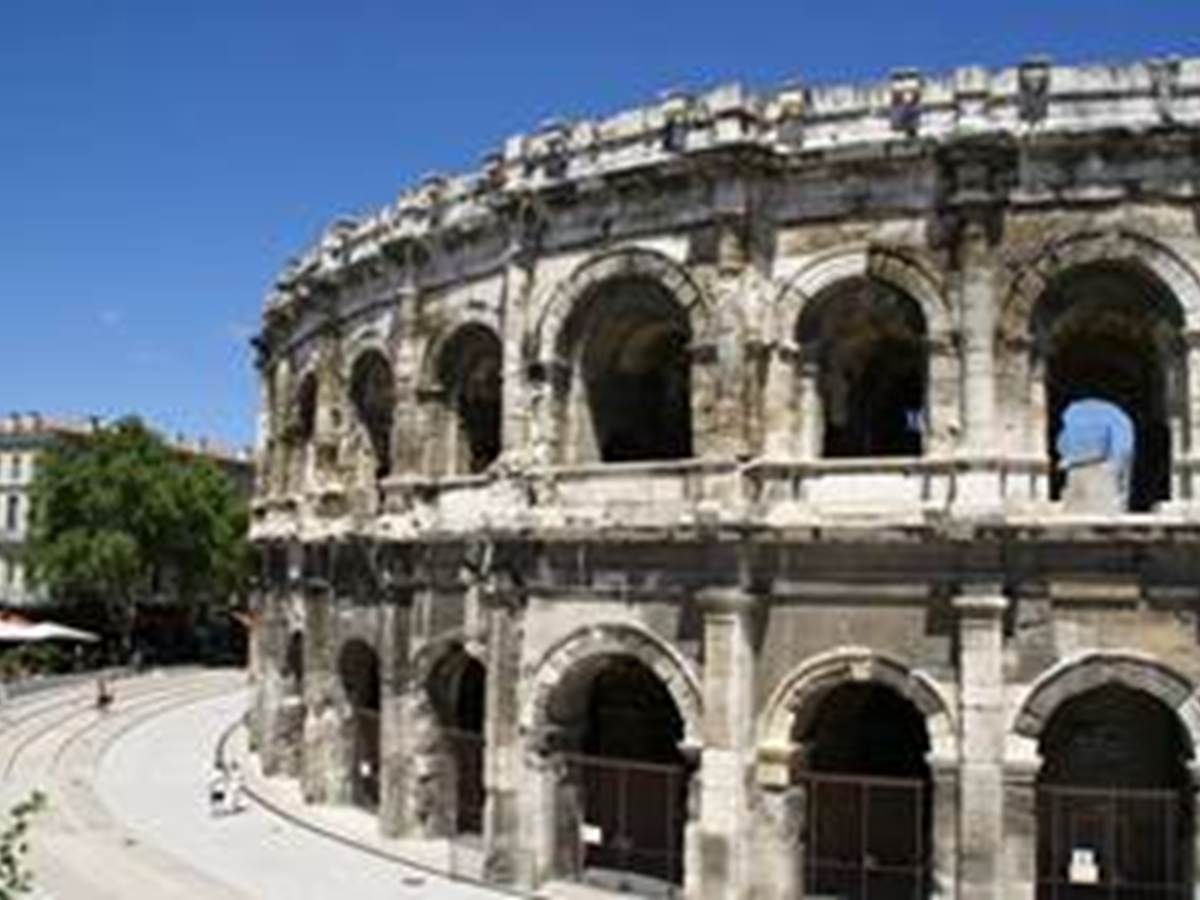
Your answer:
774;243;953;343
1011;650;1200;755
759;646;955;762
408;634;489;837
521;622;703;747
346;346;396;480
416;317;504;475
416;310;503;395
531;246;713;367
999;228;1200;342
411;632;487;692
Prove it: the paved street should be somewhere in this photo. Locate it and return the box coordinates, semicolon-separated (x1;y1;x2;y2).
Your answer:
0;671;507;900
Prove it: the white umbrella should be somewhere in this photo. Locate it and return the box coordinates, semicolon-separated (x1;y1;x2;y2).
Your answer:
0;619;98;643
24;622;99;643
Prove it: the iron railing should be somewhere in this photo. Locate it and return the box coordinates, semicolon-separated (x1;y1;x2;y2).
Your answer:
798;770;929;900
1038;783;1189;899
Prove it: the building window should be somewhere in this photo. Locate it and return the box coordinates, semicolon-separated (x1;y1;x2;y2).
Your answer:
10;455;21;482
5;495;17;532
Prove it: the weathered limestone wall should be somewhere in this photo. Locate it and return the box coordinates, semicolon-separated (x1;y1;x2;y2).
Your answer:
248;56;1200;900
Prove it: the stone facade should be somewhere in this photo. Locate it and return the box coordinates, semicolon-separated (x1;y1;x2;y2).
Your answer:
250;57;1200;898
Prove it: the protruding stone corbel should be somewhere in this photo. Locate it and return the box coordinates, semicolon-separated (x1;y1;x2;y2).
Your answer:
660;88;692;153
775;79;807;147
890;68;923;136
1149;56;1182;123
1018;56;1051;124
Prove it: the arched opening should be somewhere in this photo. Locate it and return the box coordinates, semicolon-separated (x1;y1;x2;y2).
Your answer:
287;374;318;489
295;374;317;443
550;655;690;891
436;326;502;474
569;277;692;463
792;682;932;898
348;350;395;480
428;650;487;836
284;630;304;696
798;276;928;458
1036;685;1193;898
337;639;381;809
1037;264;1182;512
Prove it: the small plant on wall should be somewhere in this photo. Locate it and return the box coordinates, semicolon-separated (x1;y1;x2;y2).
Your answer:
0;791;46;899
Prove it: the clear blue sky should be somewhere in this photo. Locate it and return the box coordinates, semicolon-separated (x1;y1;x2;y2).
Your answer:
2;2;1198;449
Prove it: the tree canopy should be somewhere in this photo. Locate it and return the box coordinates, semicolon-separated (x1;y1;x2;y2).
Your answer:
25;418;249;653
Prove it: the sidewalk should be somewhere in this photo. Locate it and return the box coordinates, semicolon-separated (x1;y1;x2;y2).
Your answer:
225;727;637;900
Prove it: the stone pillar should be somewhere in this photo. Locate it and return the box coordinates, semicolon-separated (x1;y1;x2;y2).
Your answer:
257;587;288;774
696;587;758;900
1002;758;1039;900
690;341;724;459
761;342;798;458
796;357;822;460
955;585;1008;900
930;755;961;900
1189;763;1200;898
300;572;341;804
1180;331;1200;502
959;229;998;455
750;745;803;900
500;258;535;464
482;584;527;884
927;332;961;456
378;582;415;838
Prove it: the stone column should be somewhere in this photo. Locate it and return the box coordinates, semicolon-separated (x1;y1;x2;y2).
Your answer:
1189;763;1200;897
378;581;415;838
300;572;341;804
500;257;535;464
751;745;803;900
930;755;961;900
927;332;961;456
482;584;527;884
690;341;723;459
696;587;758;900
959;230;999;455
1002;758;1039;900
1180;331;1200;502
257;586;288;774
796;357;822;461
761;342;798;458
955;585;1008;900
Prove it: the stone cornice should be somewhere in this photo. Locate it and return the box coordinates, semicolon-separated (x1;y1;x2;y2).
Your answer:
262;57;1200;323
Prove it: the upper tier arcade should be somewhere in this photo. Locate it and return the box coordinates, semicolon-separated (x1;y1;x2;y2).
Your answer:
251;55;1200;544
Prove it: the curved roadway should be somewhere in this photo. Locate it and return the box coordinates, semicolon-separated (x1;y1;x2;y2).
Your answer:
0;670;506;900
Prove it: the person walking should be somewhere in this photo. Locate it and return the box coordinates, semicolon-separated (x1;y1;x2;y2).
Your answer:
208;763;228;817
226;761;244;814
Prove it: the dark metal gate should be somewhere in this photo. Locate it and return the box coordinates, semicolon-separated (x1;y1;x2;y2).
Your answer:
799;771;929;900
563;751;687;888
1037;784;1189;899
349;707;379;809
444;726;485;834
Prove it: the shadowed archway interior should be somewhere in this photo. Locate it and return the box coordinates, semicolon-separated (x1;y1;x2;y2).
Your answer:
1036;684;1193;897
337;639;381;809
1037;263;1181;511
793;682;933;900
571;277;693;463
798;277;928;459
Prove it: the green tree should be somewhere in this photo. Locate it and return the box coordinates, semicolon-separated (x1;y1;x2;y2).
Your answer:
25;417;249;658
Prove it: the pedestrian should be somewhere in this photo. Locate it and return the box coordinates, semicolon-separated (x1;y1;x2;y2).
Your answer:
226;760;244;814
95;675;113;712
208;763;228;817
